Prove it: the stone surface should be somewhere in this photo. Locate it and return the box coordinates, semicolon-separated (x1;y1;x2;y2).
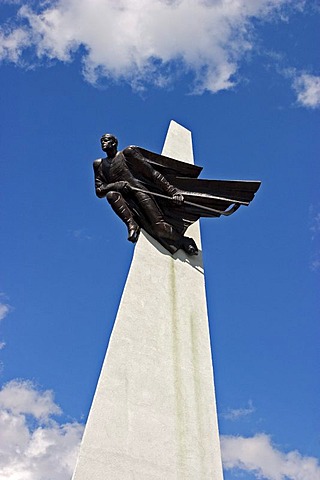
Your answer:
72;121;224;480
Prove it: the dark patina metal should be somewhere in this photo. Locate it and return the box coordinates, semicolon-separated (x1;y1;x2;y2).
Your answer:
93;133;261;255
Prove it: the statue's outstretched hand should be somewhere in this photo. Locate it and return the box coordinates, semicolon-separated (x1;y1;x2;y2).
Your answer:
172;193;184;205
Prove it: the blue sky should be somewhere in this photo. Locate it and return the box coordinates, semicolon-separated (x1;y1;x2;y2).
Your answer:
0;1;319;479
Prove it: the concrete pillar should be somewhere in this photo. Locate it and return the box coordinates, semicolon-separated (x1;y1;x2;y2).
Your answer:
72;121;223;480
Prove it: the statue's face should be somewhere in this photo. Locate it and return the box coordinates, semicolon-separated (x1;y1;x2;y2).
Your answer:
101;134;118;153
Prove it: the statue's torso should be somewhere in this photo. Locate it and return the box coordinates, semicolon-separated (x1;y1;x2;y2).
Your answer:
101;151;142;187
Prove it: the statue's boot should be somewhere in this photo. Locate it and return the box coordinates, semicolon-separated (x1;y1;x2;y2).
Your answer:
154;221;198;256
180;236;198;256
106;191;140;243
127;221;140;243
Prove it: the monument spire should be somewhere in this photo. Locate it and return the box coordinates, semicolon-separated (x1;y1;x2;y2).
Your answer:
72;121;224;479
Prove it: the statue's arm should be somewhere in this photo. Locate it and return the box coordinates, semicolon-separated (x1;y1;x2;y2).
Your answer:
93;160;127;198
123;146;179;197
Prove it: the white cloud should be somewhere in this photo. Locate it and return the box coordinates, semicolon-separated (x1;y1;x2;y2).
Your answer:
0;380;61;420
221;434;320;480
293;73;320;109
0;302;10;321
0;27;30;63
222;399;255;420
0;380;83;480
0;0;305;93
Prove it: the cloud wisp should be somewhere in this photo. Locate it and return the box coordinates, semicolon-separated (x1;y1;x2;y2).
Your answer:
0;302;10;322
221;434;320;480
0;298;11;351
293;73;320;109
0;0;308;94
222;399;255;420
0;380;83;480
69;228;93;241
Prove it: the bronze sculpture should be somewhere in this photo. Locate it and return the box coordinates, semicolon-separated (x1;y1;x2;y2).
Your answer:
93;133;260;255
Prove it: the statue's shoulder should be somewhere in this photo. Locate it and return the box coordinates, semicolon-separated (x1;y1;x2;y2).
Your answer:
122;145;139;157
93;158;103;170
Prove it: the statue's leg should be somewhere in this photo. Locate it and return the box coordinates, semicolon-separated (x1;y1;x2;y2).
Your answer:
134;191;198;255
133;191;178;238
106;191;140;243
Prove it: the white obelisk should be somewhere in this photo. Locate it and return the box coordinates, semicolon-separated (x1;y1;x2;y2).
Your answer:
72;121;224;480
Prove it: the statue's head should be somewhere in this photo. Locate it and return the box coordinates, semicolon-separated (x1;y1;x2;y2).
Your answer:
100;133;118;153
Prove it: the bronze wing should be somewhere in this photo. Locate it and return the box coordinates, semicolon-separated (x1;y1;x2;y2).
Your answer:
128;147;261;233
